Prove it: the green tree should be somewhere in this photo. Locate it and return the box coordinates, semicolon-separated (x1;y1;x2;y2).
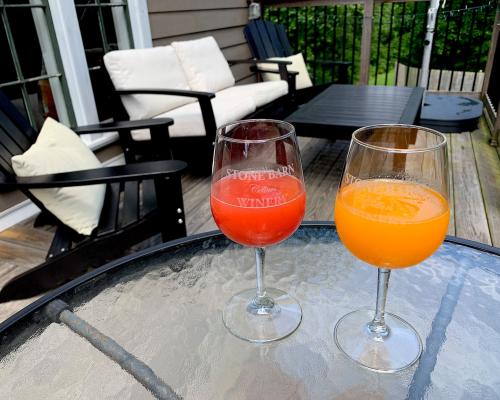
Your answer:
265;0;495;86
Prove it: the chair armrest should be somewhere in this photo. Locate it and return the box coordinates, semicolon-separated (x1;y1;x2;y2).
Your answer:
114;89;217;141
73;118;174;135
253;68;299;76
0;160;187;190
310;60;352;66
308;60;351;83
115;88;215;100
228;59;293;86
227;59;292;66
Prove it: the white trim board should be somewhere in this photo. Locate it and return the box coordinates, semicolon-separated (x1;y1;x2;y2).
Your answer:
0;154;125;232
48;0;99;127
0;201;41;233
127;0;153;48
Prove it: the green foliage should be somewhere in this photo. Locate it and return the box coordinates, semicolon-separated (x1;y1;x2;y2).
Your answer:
265;0;495;86
431;1;495;71
266;5;363;84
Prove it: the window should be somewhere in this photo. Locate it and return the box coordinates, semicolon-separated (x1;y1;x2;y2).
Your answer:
0;0;74;129
75;0;133;121
1;0;145;149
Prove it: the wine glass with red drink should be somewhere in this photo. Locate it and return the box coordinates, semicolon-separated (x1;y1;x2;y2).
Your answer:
210;120;306;343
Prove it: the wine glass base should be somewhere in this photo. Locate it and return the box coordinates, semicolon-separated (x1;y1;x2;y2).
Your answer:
223;287;302;343
334;309;422;373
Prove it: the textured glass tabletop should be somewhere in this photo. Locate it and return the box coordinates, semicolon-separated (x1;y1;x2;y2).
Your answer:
1;225;500;399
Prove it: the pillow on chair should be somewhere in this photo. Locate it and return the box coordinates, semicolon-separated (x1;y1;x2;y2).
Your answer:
12;118;106;236
258;53;313;90
104;46;194;119
172;36;235;92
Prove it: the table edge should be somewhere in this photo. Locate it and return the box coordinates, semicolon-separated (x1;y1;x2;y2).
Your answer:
286;85;422;128
1;221;498;335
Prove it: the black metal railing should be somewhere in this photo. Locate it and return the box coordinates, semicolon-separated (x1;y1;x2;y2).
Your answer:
264;0;496;91
264;5;363;84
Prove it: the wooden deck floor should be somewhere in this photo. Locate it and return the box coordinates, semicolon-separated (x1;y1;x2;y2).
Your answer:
1;118;499;323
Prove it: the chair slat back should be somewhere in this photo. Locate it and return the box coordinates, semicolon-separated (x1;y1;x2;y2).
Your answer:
263;20;286;56
274;24;293;56
245;19;276;59
0;90;37;176
244;19;294;59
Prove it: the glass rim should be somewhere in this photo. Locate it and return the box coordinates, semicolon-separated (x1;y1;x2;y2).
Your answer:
352;124;447;154
216;119;296;144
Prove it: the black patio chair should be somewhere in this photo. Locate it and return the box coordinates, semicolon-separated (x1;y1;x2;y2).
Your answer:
0;91;187;302
244;19;352;103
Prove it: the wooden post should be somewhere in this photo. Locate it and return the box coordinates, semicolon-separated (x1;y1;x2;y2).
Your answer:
359;0;374;85
481;8;499;99
481;8;499;146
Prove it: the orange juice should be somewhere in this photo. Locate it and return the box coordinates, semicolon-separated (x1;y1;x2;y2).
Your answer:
211;171;306;247
335;179;449;268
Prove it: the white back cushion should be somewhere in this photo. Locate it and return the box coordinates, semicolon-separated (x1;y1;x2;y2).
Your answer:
12;118;106;236
172;37;235;92
104;46;194;119
258;53;313;90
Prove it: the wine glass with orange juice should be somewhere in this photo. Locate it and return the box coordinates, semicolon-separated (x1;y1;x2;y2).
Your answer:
211;120;306;343
334;124;449;372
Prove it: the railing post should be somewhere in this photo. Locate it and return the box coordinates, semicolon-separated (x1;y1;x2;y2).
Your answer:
481;8;500;99
359;0;374;85
481;7;499;147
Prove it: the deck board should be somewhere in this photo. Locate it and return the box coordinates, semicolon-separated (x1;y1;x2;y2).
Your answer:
305;140;348;220
451;132;492;245
470;120;500;246
0;119;498;323
445;134;456;236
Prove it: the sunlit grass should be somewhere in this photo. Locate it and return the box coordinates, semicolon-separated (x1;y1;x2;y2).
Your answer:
369;68;396;86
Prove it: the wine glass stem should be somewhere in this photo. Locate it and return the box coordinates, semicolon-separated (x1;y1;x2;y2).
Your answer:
255;247;267;299
250;247;275;312
368;268;391;338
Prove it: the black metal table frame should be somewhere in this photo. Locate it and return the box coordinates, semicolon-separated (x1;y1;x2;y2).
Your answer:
1;221;499;337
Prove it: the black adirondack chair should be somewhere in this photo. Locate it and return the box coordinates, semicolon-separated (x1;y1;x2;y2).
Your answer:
0;91;187;302
244;19;352;102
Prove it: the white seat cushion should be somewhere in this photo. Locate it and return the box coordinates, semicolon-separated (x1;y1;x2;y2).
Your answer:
217;80;288;108
131;95;256;140
257;53;313;90
172;36;235;92
11;118;106;236
104;46;195;119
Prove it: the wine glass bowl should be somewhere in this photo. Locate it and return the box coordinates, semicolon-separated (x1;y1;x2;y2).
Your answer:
334;124;449;372
211;120;306;343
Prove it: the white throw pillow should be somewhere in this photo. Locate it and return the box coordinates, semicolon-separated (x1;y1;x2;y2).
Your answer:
172;36;235;92
12;118;106;236
104;46;195;119
257;53;313;90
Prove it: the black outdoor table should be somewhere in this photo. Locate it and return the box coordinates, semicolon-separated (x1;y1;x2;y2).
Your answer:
0;223;499;399
286;85;425;139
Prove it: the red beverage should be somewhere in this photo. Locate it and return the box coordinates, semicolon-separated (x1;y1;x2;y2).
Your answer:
211;171;306;247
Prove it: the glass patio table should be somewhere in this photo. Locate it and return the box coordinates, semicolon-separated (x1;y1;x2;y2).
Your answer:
0;223;499;399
